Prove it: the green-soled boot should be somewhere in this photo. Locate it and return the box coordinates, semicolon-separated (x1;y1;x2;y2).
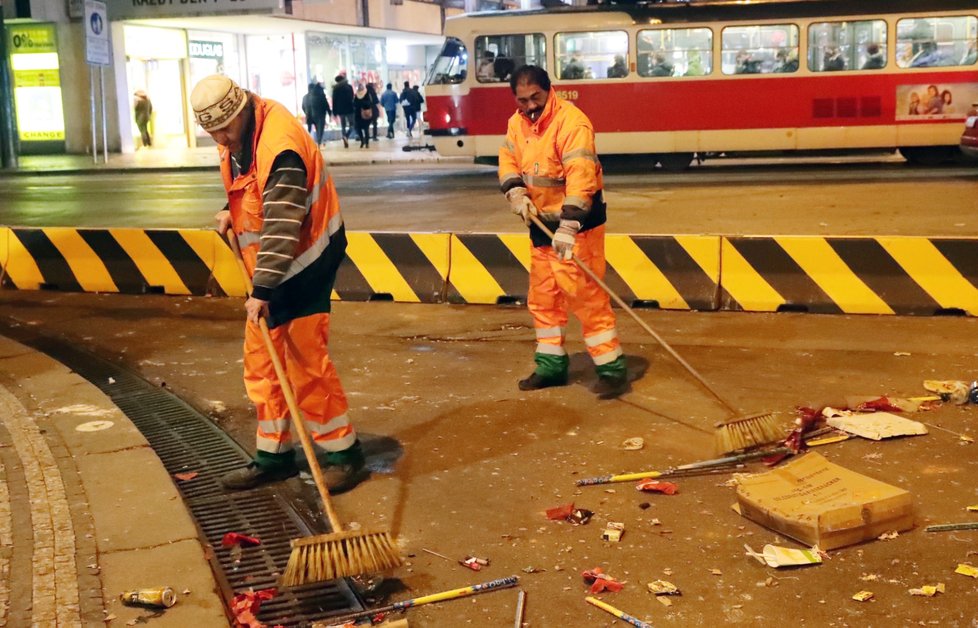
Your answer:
593;356;628;399
518;353;569;391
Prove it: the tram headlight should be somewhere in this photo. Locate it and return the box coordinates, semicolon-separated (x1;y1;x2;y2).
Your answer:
445;113;452;124
966;116;978;129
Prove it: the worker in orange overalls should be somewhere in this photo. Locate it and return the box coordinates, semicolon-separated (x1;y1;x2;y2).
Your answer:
190;75;365;491
498;65;627;398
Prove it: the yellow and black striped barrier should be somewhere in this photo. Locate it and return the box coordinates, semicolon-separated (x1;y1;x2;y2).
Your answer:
2;228;977;317
721;236;978;316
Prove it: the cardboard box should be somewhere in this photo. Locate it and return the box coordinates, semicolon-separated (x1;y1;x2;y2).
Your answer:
734;452;914;550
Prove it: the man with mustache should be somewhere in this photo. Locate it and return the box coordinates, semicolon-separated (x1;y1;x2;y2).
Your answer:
498;65;627;399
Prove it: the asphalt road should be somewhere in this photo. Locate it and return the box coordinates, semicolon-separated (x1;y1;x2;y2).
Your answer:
2;161;977;236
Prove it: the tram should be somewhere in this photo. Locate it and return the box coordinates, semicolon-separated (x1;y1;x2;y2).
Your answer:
423;0;978;169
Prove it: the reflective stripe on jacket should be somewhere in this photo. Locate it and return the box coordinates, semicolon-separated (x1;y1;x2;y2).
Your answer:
220;93;346;328
498;88;606;247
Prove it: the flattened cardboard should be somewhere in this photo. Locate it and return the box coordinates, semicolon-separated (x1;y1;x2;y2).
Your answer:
734;452;914;550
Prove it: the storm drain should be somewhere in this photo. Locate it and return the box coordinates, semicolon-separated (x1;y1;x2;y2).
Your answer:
6;325;363;626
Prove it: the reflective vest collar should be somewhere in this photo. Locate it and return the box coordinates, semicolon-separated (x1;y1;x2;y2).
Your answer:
520;87;560;135
224;94;267;193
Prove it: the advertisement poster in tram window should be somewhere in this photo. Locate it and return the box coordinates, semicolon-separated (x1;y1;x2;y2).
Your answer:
896;83;978;120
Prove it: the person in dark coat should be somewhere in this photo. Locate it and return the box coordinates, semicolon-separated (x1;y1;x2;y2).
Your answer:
400;81;418;137
380;83;398;138
302;82;331;146
353;84;374;148
331;74;355;148
365;83;380;140
133;90;153;147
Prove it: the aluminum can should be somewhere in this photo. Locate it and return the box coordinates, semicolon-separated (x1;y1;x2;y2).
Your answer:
120;586;177;608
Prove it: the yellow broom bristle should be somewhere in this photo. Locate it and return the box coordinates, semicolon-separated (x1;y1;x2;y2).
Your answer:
281;530;403;587
715;412;782;455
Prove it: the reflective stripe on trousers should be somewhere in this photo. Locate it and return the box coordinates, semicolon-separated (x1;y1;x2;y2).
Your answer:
527;224;621;365
244;312;357;454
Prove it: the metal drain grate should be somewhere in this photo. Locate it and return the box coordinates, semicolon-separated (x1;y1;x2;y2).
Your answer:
3;324;364;626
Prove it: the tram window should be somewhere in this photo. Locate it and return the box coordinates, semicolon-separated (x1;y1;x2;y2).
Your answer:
555;31;629;80
426;37;468;85
896;16;978;68
721;24;799;75
809;20;887;72
637;28;713;78
474;34;546;83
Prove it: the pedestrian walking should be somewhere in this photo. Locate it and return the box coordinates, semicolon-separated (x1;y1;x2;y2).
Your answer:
400;81;418;137
331;74;355;148
189;74;366;491
380;82;398;139
302;82;331;146
133;90;153;148
366;83;380;141
353;84;374;148
498;65;627;398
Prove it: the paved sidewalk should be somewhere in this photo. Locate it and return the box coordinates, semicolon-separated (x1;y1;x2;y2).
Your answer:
0;335;227;626
0;136;470;177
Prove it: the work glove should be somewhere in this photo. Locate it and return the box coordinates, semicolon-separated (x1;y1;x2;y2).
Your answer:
552;219;580;261
505;187;538;226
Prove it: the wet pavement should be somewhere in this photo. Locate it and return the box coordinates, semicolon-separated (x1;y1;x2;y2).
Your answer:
3;290;977;626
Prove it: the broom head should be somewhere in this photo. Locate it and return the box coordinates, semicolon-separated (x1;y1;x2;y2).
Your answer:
281;528;402;586
714;411;783;456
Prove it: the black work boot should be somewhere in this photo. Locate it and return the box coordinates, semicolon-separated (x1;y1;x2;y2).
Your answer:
322;440;368;494
518;371;568;391
592;373;629;399
221;461;299;491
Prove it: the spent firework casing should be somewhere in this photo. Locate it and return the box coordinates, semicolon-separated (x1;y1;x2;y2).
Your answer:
120;587;177;608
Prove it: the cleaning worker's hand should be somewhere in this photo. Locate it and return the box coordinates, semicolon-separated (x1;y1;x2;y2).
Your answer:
215;209;232;235
505;188;537;226
245;296;269;325
552;219;580;261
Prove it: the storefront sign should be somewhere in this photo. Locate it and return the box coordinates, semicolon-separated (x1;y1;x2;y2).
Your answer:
6;23;66;143
189;40;224;59
85;0;111;66
104;0;280;20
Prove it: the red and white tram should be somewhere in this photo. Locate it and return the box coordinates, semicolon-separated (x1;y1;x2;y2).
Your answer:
423;0;978;168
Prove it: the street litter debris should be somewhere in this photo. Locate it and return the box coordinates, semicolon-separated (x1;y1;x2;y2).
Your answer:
585;596;651;628
925;522;978;532
620;437;644;451
908;583;945;597
734;452;913;550
646;580;681;596
710;568;722;576
893;352;911;357
852;591;874;602
567;508;593;525
744;544;822;568
824;410;928;441
601;522;625;543
878;531;900;541
968;505;978;512
222;532;261;548
107;377;116;385
955;564;978;578
860;574;880;582
461;556;490;571
923;380;974;405
522;566;545;574
656;597;673;607
635;479;679;495
120;586;177;609
546;503;574;520
230;588;277;628
582;567;624;593
173;472;199;482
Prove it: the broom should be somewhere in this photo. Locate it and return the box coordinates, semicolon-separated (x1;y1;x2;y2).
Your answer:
527;214;782;455
226;233;401;585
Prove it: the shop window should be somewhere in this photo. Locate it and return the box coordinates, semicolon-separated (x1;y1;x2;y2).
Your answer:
896;16;978;68
475;34;546;83
554;31;628;81
637;28;713;78
426;37;469;85
809;20;887;72
721;24;799;75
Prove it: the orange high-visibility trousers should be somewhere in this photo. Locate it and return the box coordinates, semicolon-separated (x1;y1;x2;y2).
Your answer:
528;225;622;366
243;312;356;455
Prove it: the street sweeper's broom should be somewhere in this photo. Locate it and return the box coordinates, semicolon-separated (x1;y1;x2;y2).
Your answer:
227;233;401;585
528;214;782;455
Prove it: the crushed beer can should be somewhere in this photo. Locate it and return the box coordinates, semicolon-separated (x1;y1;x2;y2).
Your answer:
120;586;177;608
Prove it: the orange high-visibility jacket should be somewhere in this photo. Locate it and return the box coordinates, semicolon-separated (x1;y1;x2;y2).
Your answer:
499;88;607;247
220;93;347;328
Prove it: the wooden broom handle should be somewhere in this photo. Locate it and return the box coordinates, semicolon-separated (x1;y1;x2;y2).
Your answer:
226;232;343;530
528;213;739;416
